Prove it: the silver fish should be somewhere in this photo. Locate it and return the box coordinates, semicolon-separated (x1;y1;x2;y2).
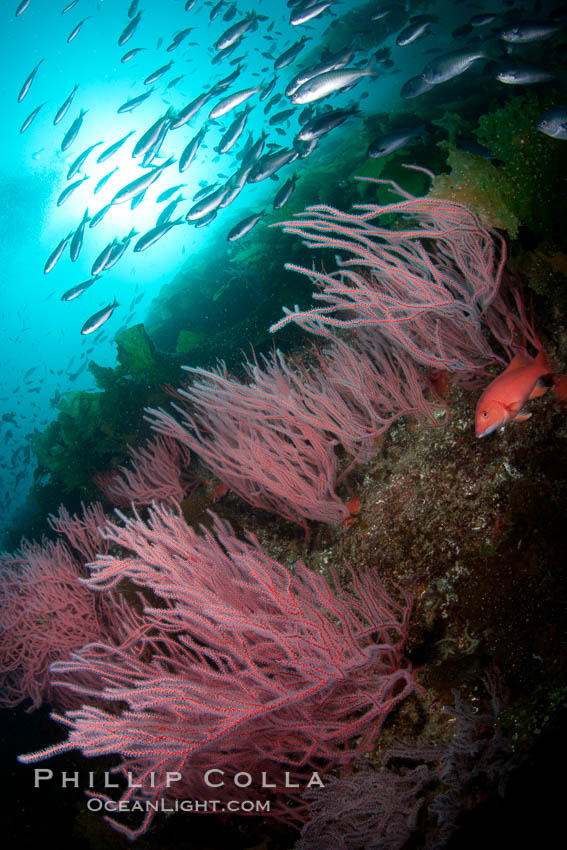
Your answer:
215;12;261;52
167;27;193;52
127;0;138;18
111;156;174;205
240;130;267;170
247;148;297;183
215;63;244;91
209;85;261;119
194;210;217;228
269;107;296;126
15;0;31;16
218;177;245;209
44;232;73;274
144;61;173;86
400;74;435;99
286;47;354;98
67;141;102;180
210;0;225;21
121;47;146;63
130;189;146;210
260;75;277;101
97;131;134;163
290;63;376;104
211;39;241;65
396;16;436;47
134;218;183;252
297;106;358;141
227;210;264;241
500;21;562;43
117;88;154;113
104;229;137;270
53;83;78;125
18;59;43;103
372;5;394;22
264;92;282;115
133;110;174;159
537;106;567;139
118;11;141;47
470;13;497;26
367;126;425;158
67;17;88;43
91;240;117;275
273;174;298;210
185;186;228;221
223;2;237;21
80;299;118;335
141;117;173;167
495;65;554;85
170;90;213;129
61;276;99;302
61;0;80;13
157;194;184;225
94;166;119;195
89;203;112;228
179;127;207;172
20;102;44;133
193;182;218;202
70;208;90;262
156;183;186;202
293;136;318;158
423;49;485;85
274;36;308;70
61;108;87;151
290;1;333;27
217;105;251;153
56;174;88;206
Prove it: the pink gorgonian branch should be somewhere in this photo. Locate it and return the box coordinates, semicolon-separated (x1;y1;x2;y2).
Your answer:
269;173;516;373
0;537;113;711
48;501;108;561
146;359;350;533
19;503;418;838
93;433;194;507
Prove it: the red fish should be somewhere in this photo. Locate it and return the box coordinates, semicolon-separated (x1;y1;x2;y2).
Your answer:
475;350;553;438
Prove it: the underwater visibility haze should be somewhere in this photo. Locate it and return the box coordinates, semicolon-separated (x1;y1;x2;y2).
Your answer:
1;0;567;848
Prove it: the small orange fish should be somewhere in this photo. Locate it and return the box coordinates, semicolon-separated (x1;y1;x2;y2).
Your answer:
210;481;229;501
475;350;553;438
342;494;361;527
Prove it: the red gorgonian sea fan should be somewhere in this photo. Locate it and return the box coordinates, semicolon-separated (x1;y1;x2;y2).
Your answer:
146;356;350;533
19;503;417;839
0;535;110;711
93;434;194;507
48;500;108;561
269;167;530;374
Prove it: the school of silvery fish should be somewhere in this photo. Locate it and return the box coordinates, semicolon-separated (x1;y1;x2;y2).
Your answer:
14;0;567;337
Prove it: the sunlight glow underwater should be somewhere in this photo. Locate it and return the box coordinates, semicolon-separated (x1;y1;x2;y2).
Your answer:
1;0;402;539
